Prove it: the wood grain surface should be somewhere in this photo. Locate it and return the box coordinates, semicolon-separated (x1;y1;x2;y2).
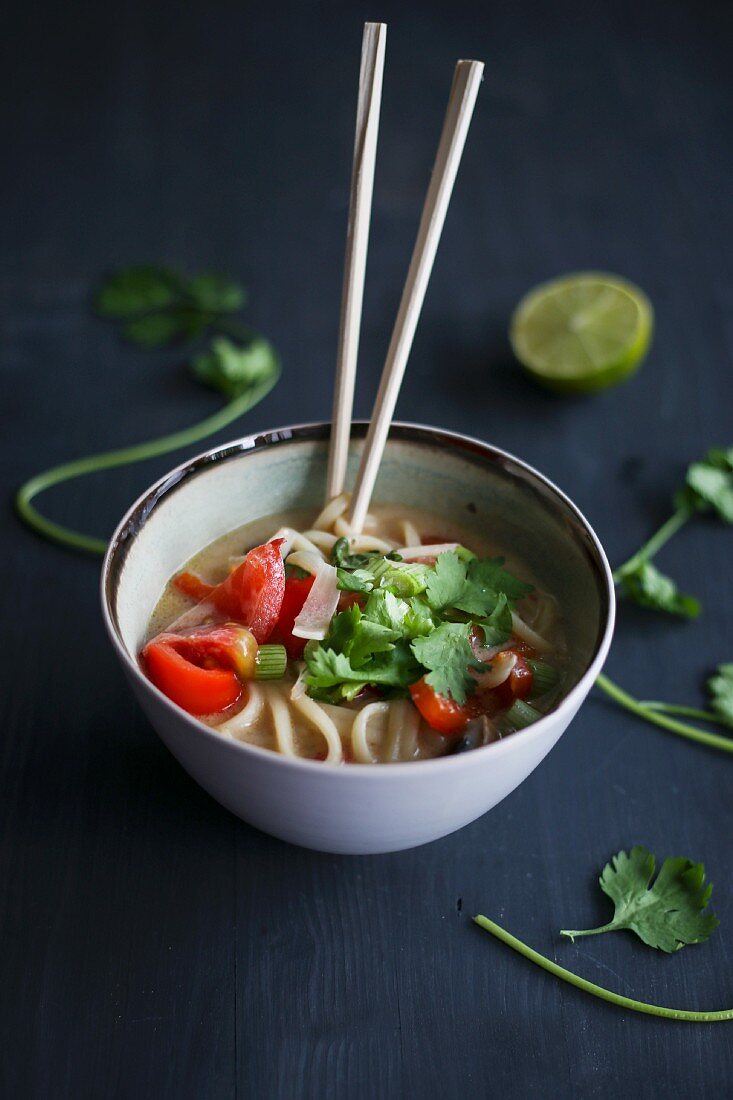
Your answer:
2;1;732;1096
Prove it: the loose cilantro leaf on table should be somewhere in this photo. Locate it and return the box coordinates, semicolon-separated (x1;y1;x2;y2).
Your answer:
707;664;733;729
560;846;719;952
684;448;733;522
614;559;700;619
192;336;279;400
411;622;483;704
613;445;733;616
94;264;182;318
16;262;280;556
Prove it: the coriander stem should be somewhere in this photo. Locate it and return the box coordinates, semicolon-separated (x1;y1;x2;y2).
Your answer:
559;923;618;941
15;369;279;555
612;506;691;582
473;915;733;1022
595;673;733;753
640;702;721;723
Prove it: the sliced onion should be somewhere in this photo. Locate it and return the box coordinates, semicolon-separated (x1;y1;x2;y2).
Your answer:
511;611;552;654
473;650;517;690
291;558;340;640
397;542;460;560
472;640;505;663
165;599;223;634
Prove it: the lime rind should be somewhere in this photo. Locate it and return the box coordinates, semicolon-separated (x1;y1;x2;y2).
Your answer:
510;272;654;394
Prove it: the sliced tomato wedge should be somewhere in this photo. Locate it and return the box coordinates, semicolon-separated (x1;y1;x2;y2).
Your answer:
273;573;316;658
173;571;215;602
143;634;242;715
409;678;477;735
209;539;286;642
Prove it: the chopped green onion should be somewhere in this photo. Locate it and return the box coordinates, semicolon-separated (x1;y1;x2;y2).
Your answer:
254;644;288;680
527;659;560;698
502;698;542;731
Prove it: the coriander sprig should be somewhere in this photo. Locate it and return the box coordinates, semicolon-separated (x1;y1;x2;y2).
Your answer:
16;265;280;555
473;846;730;1023
595;669;733;754
613;447;733;617
474;915;733;1022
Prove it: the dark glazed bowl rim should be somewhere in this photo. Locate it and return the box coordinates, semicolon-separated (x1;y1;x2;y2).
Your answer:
101;421;615;776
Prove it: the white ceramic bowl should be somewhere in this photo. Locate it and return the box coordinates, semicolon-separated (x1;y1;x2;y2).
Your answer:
101;422;614;854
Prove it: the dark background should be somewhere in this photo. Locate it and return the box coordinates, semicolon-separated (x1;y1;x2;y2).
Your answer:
2;0;732;1096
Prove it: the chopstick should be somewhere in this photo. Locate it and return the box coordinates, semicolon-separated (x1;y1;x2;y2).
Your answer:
325;21;387;503
346;59;484;533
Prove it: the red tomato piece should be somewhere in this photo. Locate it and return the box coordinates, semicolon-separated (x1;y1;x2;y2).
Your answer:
490;653;534;709
409;677;476;735
173;571;216;602
337;591;366;612
274;574;316;658
143;636;242;715
210;539;285;642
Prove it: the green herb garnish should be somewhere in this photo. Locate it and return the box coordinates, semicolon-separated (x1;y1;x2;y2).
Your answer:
560;846;719;952
94;264;247;346
707;665;733;728
473;916;732;1022
16;264;279;555
411;622;483;704
596;669;733;754
614;447;733;616
473;847;729;1022
305;546;533;704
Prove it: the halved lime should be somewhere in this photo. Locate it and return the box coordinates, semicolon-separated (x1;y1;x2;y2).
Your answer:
510;272;653;393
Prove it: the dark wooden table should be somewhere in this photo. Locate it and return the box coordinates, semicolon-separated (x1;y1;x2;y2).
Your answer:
3;1;732;1095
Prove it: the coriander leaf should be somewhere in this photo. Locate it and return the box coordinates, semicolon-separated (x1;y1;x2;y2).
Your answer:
349;619;401;667
411;621;482;704
560;846;719;953
321;603;399;668
685;448;733;523
615;559;700;618
363;589;409;631
94;265;180;318
121;309;201;348
304;639;419;701
454;556;533;617
403;597;436;639
336;568;373;593
707;664;733;729
324;604;361;654
186;272;246;313
192;336;279;400
366;558;431;598
331;538;381;571
476;592;513;647
425;551;467;611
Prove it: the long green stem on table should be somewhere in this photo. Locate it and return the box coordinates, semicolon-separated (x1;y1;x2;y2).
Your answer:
612;506;691;582
595;673;733;754
473;915;733;1022
15;370;279;555
642;702;719;722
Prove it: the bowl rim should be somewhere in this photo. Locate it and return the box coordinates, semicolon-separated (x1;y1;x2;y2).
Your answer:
101;420;615;778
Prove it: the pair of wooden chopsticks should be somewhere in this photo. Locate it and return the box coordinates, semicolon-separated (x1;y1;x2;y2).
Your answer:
325;22;484;533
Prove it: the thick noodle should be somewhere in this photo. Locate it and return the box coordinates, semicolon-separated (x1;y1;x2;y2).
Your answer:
152;502;567;765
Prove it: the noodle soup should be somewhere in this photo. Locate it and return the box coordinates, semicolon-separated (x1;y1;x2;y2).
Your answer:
143;496;567;765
